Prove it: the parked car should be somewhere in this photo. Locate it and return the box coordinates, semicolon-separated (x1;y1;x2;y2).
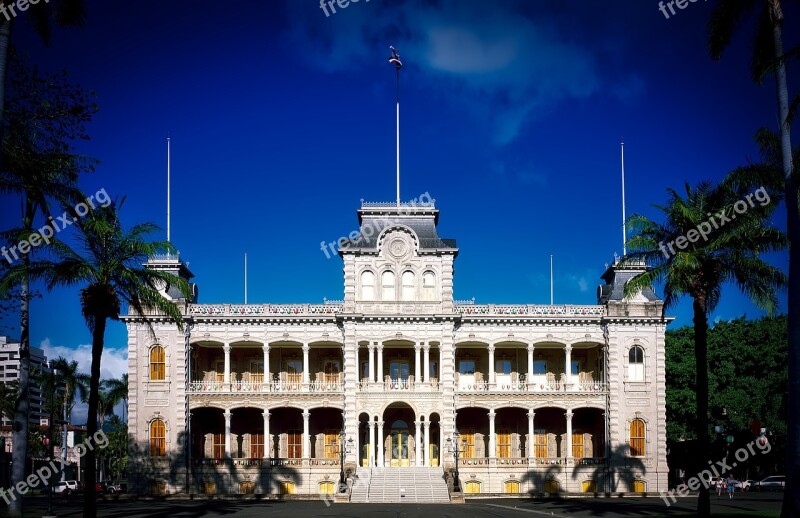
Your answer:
738;479;756;491
51;480;78;495
755;475;785;491
104;481;126;494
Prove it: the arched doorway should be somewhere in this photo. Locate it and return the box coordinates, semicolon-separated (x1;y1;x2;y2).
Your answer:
390;419;411;467
381;402;416;467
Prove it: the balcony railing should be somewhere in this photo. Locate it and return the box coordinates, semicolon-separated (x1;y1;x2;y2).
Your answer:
189;303;343;317
455;304;605;317
189;373;343;393
455;373;607;394
191;458;341;467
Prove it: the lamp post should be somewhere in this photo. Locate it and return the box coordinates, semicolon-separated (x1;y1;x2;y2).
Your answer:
338;432;353;492
446;431;465;492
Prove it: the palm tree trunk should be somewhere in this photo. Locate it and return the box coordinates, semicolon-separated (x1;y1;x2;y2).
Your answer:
693;295;711;518
769;3;800;517
8;197;34;518
83;313;106;518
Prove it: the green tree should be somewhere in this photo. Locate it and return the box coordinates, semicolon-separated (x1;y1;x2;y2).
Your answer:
0;379;18;422
27;199;189;517
666;316;788;441
708;4;800;514
625;179;786;517
104;414;127;482
0;0;87;162
0;52;95;518
104;374;128;423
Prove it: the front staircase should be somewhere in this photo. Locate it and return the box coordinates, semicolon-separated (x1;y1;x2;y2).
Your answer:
350;467;450;503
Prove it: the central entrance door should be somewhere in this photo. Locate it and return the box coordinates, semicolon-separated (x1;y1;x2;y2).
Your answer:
390;419;410;467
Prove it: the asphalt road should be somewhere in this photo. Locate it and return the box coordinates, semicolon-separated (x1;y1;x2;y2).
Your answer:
3;492;784;518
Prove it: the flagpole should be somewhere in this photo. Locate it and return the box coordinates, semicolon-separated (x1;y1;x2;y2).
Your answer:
389;46;403;208
167;136;171;244
244;252;248;304
621;139;627;257
550;255;554;305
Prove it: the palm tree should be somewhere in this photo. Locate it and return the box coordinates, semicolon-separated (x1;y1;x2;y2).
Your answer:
29;199;189;518
94;389;114;482
624;179;786;518
104;374;128;423
0;379;18;422
0;0;87;162
0;53;95;518
708;5;800;515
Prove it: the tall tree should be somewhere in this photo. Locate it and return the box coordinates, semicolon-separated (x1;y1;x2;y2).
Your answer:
0;51;95;518
21;200;189;518
625;179;786;517
104;374;128;423
0;0;87;163
708;3;800;515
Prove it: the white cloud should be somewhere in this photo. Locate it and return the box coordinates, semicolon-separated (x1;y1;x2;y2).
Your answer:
38;338;127;425
282;0;601;145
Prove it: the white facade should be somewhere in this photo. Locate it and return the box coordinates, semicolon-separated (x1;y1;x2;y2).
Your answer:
124;200;669;497
0;336;50;427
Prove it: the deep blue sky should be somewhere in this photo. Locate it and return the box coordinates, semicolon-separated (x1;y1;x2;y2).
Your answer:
0;1;795;421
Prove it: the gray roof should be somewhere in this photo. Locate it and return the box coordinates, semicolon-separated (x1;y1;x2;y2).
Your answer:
339;206;457;254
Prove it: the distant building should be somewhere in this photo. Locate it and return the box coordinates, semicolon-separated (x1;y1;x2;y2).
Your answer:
0;336;51;427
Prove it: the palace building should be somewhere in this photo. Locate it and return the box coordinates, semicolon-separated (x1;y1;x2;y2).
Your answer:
124;199;669;500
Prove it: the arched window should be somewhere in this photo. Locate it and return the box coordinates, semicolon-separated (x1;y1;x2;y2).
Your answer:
150;346;166;381
382;271;395;301
628;346;644;381
629;418;645;456
150;419;166;457
361;271;375;301
401;271;415;301
422;271;436;301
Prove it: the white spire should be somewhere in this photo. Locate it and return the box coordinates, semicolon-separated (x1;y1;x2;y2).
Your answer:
389;46;403;208
167;136;171;243
621;139;627;257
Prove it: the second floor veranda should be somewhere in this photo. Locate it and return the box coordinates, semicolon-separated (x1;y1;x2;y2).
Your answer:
188;340;344;394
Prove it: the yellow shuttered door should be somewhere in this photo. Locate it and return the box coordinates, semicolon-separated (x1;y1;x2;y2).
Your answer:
464;481;481;494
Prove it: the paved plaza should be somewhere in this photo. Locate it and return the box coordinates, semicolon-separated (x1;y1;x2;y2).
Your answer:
8;492;784;517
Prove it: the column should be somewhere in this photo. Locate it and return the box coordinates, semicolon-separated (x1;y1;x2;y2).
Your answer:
423;420;431;467
527;345;534;388
224;411;232;458
376;421;384;467
302;344;310;386
565;346;572;389
414;420;422;466
263;410;271;459
488;345;496;387
423;344;431;383
527;410;535;459
302;410;311;459
262;345;270;390
565;410;573;459
488;410;496;459
414;343;422;384
369;419;376;467
223;344;231;391
377;345;384;386
368;343;376;383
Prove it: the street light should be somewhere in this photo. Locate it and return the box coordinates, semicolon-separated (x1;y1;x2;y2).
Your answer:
338;432;353;492
446;431;466;492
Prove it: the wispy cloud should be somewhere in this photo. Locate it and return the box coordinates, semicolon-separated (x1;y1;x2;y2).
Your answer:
283;0;603;145
39;338;127;425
